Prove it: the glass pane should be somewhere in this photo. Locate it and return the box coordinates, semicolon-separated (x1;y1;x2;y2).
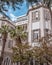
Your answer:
8;40;13;48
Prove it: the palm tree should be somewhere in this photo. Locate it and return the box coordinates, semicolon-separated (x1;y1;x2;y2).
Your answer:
0;25;9;65
9;26;27;45
9;26;29;65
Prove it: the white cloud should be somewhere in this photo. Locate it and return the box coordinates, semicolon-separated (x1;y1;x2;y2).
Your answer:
10;13;17;21
10;13;16;18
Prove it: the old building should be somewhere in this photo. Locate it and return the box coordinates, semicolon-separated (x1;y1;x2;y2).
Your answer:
0;4;52;65
0;15;15;65
15;4;52;47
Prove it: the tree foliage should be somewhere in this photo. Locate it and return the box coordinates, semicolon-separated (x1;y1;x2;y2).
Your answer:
12;43;33;65
9;26;28;45
9;26;32;65
43;0;52;9
0;25;52;65
35;35;52;64
12;33;52;65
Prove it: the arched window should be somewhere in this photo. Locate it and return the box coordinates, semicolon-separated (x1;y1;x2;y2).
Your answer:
3;57;11;65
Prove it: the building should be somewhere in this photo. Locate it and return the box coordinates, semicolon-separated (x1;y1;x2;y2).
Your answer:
15;4;52;47
0;15;15;65
0;4;52;65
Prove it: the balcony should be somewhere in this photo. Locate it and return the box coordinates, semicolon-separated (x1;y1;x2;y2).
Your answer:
17;16;28;22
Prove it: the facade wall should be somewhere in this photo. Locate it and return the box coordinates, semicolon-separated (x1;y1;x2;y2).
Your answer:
0;15;15;65
16;6;52;46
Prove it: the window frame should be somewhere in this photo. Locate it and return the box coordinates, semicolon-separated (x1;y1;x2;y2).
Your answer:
32;11;40;22
44;9;51;21
8;40;13;49
32;29;41;42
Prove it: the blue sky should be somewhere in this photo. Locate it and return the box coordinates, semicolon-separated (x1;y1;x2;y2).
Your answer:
5;1;28;21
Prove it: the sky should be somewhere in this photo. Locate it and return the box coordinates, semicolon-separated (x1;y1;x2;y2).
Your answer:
5;1;28;21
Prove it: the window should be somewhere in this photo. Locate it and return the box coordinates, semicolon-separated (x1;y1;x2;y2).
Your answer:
35;60;40;65
44;10;50;20
0;34;2;38
8;40;13;48
0;39;2;45
45;29;49;36
23;24;27;31
32;12;36;21
32;11;40;22
32;30;40;42
30;58;33;65
0;34;2;45
4;57;11;65
36;11;39;19
1;21;5;26
20;24;27;31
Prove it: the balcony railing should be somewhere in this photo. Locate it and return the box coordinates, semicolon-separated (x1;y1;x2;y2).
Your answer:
17;16;28;22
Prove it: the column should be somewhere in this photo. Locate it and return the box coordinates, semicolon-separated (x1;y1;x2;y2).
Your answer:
28;11;32;45
40;7;45;37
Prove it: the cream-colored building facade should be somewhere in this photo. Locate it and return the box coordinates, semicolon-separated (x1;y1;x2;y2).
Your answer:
15;4;52;46
0;4;52;65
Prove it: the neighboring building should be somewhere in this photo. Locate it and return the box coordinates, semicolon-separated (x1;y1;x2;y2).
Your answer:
0;4;52;65
0;15;15;65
